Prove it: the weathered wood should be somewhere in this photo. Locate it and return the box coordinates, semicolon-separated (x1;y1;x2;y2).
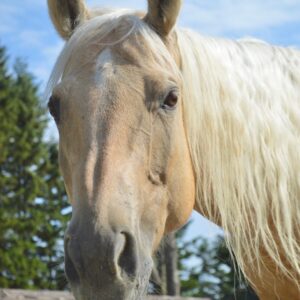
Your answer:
164;233;180;296
0;289;74;300
148;297;209;300
0;289;209;300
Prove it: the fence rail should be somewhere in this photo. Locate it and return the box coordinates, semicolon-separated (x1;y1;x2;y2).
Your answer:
0;289;209;300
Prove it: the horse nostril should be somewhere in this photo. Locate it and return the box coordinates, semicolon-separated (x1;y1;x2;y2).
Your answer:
116;232;138;280
64;237;80;284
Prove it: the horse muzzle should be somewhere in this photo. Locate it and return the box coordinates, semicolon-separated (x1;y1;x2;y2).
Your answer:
64;225;152;300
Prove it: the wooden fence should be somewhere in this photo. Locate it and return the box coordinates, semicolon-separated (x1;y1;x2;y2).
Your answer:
0;289;209;300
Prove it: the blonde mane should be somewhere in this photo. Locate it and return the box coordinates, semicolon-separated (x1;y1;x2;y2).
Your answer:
46;8;300;289
177;28;300;286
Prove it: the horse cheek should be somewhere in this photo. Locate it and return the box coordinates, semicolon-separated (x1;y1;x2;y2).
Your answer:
165;148;195;233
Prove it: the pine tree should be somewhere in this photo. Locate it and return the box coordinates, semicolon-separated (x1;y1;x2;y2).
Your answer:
0;45;69;289
178;234;259;300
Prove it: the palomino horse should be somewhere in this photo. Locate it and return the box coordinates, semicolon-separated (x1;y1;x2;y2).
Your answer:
46;0;300;299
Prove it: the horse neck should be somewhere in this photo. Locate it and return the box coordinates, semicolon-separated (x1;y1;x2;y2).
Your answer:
176;28;300;287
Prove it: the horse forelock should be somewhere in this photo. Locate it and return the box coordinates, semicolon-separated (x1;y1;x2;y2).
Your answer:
45;9;180;102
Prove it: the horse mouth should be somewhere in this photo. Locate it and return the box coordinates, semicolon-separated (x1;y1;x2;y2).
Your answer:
68;256;153;300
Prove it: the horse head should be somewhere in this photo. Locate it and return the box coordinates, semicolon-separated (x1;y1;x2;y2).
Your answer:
47;1;195;298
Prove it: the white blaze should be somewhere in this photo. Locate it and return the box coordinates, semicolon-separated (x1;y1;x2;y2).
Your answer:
95;48;114;86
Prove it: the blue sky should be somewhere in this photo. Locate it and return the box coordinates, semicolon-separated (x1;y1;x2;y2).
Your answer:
1;0;300;240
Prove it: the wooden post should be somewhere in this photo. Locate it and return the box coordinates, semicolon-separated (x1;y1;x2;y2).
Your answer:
164;233;180;296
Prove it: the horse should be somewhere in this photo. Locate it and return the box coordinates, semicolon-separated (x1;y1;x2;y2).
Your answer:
46;0;300;299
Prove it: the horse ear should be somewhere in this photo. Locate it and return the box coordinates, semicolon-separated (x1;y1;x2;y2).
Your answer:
144;0;182;36
47;0;90;40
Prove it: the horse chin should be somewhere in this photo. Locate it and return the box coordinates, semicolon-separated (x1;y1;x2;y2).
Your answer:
70;257;153;300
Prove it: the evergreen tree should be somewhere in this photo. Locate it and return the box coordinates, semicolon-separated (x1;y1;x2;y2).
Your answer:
0;45;69;289
178;234;258;300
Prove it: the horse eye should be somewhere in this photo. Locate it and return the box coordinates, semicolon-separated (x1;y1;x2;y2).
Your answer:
161;90;178;110
48;95;60;124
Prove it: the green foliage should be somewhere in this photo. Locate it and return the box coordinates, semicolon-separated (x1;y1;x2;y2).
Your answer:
178;233;258;300
0;45;69;289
